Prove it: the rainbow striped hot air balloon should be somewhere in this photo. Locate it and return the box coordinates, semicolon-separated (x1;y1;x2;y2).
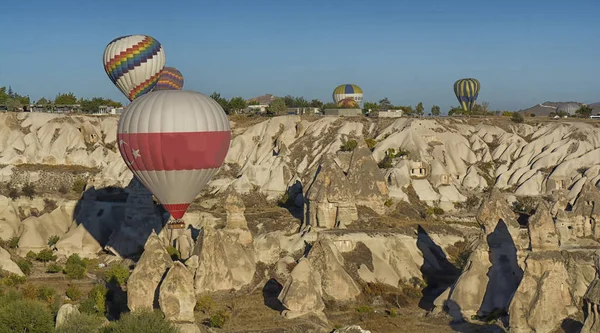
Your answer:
103;35;166;101
153;66;184;91
333;84;363;105
454;78;481;112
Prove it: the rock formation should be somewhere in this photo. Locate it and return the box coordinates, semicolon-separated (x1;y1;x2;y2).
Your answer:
582;251;600;333
127;232;174;312
278;258;325;318
304;156;358;229
159;262;196;323
346;141;389;214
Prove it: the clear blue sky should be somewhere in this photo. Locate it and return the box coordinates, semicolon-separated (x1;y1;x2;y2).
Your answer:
1;0;599;111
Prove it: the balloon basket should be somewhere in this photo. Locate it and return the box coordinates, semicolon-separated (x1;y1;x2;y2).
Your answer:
167;220;186;230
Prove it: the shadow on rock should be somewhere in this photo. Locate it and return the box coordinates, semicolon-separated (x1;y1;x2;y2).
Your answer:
69;176;169;259
416;225;460;311
263;278;285;312
446;300;506;333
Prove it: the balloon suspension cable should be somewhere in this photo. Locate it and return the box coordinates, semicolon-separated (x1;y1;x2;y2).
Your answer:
167;219;186;230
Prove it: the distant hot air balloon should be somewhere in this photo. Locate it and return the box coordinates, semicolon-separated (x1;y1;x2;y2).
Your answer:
103;35;166;101
333;84;363;105
454;78;480;112
153;66;184;91
117;90;231;229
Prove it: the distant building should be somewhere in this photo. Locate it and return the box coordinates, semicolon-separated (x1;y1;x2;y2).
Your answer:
54;104;80;113
246;104;269;113
323;108;362;116
377;109;404;118
29;104;47;112
287;107;320;115
95;105;125;115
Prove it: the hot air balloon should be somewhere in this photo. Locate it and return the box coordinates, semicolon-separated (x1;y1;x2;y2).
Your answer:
333;84;363;105
117;90;231;229
337;98;359;108
454;78;480;112
153;66;184;91
103;35;166;101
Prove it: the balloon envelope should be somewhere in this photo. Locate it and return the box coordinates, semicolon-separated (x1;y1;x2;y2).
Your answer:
453;78;480;111
117;90;231;220
103;35;166;101
333;84;363;105
153;67;184;91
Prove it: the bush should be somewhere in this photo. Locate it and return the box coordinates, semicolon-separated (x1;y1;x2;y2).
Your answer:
64;254;87;279
37;285;56;303
65;285;82;301
102;309;180;333
88;284;108;315
58;185;69;195
1;273;26;287
384;198;393;207
26;250;37;260
15;258;32;276
36;248;57;263
166;246;180;261
195;295;215;314
105;265;130;287
48;235;60;247
511;112;524;123
43;199;58;214
356;305;373;313
56;312;106;333
72;178;87;193
340;139;358;152
46;263;62;273
207;310;231;329
21;183;36;199
21;283;38;300
7;236;19;249
365;138;377;150
0;298;54;333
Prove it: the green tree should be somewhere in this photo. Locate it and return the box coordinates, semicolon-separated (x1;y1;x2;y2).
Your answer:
416;102;424;117
228;97;247;114
310;99;323;108
267;98;287;115
511;112;524;123
55;92;77;105
79;97;122;113
35;97;50;105
363;101;378;115
292;97;309;107
448;106;465;116
7;86;14;98
248;100;260;106
209;92;230;114
431;105;441;116
378;97;394;110
0;87;8;104
576;105;593;118
282;95;295;107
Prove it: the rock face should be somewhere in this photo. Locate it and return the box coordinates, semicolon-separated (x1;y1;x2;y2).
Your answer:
304;156;359;229
346;143;389;214
0;247;23;276
193;225;256;293
55;303;79;329
508;251;577;333
127;233;174;312
159;262;196;323
224;191;252;246
278;258;325;317
307;236;361;301
528;202;559;251
582;251;600;333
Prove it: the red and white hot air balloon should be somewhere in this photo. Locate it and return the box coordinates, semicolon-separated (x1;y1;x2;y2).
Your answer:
117;90;231;228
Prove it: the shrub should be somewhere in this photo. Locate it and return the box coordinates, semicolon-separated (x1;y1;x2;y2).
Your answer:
88;284;108;315
195;295;215;314
7;236;19;249
166;246;180;261
340;139;358;152
56;312;106;333
207;310;231;329
356;305;373;313
29;208;41;217
48;235;60;247
65;285;82;301
58;185;69;195
36;248;57;263
21;283;38;300
26;250;37;260
64;254;87;279
1;273;26;287
0;298;54;333
7;187;19;200
21;183;36;199
46;263;62;273
43;199;58;214
102;309;180;333
365;138;377;150
511;112;524;123
15;258;32;276
384;199;393;207
72;178;87;193
105;265;130;287
37;285;56;303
